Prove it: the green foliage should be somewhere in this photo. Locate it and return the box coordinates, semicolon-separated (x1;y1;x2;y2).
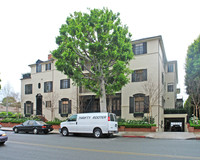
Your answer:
46;118;66;125
164;108;187;114
184;96;194;118
189;120;200;129
117;118;156;128
124;124;156;128
185;35;200;81
0;114;41;123
142;116;155;124
52;8;133;97
185;35;200;115
0;112;22;118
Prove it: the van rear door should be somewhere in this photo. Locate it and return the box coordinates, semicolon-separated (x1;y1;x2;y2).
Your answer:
108;113;118;132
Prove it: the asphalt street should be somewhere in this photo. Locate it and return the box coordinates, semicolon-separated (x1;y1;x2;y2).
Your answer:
1;131;200;160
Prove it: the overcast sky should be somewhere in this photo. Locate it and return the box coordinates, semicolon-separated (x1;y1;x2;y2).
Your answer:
0;0;200;101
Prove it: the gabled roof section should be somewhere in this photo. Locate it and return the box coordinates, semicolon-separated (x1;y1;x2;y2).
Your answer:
29;59;54;67
132;35;168;64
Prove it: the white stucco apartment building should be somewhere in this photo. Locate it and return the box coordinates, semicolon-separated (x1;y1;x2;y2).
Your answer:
21;35;182;132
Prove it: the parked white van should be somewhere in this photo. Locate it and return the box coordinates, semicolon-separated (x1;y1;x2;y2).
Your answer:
60;112;118;138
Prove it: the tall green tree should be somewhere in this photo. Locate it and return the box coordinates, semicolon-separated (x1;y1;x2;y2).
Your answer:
52;8;133;112
185;35;200;118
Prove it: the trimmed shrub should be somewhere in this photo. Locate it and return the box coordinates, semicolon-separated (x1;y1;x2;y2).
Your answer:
164;108;187;114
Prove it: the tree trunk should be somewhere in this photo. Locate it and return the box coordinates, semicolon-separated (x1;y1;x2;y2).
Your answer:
196;105;198;119
100;78;107;112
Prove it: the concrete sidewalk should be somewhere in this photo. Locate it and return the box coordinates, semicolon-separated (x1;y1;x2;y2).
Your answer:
1;127;200;140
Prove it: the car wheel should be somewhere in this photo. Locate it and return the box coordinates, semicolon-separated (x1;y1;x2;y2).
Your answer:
14;127;18;133
93;128;102;138
61;128;69;136
44;131;48;134
0;142;5;145
33;128;38;134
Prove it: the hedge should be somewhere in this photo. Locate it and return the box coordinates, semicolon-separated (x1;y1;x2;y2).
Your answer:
0;117;41;123
164;108;187;114
0;112;22;118
124;124;156;128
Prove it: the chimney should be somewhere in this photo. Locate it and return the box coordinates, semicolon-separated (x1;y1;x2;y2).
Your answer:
48;54;52;60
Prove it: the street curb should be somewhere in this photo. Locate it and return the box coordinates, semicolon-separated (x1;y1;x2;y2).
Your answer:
122;135;146;138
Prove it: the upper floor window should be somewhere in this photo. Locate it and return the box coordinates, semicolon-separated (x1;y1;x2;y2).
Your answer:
167;83;174;92
25;84;32;94
132;69;147;82
44;81;53;93
60;79;70;89
36;64;42;73
45;63;51;71
133;42;147;55
168;64;174;72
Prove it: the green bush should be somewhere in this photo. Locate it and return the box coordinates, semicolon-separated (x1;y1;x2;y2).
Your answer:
189;120;200;129
0;116;41;123
125;123;156;128
164;108;187;114
0;112;22;118
117;118;156;128
0;118;26;123
46;118;66;125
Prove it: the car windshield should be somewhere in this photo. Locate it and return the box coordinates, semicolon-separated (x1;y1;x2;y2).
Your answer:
36;121;47;125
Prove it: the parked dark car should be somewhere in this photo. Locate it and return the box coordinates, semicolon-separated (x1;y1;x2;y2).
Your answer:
13;120;53;134
0;130;8;144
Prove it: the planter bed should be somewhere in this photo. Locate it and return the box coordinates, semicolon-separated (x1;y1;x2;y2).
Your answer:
119;126;157;132
1;122;20;127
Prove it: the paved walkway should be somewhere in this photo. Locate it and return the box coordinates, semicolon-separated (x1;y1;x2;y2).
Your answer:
1;127;200;140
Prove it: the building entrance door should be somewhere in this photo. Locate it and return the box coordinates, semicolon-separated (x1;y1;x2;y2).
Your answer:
36;94;43;115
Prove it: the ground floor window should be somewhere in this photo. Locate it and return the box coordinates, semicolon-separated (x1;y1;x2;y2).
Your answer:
59;98;71;117
129;94;149;115
24;101;33;116
112;98;121;116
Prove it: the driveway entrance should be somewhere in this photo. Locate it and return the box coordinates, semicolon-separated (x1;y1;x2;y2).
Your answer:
164;118;185;132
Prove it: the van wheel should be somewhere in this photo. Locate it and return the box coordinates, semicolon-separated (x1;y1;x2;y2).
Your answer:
62;128;69;136
93;128;102;138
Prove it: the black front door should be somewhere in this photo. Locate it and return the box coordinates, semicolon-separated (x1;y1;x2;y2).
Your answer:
36;94;42;115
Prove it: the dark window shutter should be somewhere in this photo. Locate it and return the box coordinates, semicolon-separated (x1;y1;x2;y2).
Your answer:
68;79;70;88
60;80;62;89
132;72;135;82
143;69;147;81
24;103;26;114
144;96;149;113
31;103;33;114
143;42;147;54
59;101;62;114
132;44;135;54
68;100;71;114
129;97;135;113
44;82;46;92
